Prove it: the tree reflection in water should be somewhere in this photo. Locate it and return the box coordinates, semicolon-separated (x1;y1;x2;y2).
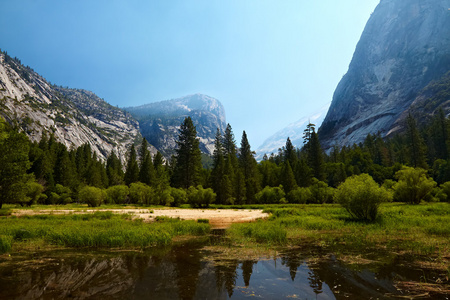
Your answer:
1;241;445;299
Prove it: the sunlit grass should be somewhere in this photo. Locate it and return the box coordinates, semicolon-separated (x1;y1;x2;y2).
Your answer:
0;212;210;252
227;202;450;257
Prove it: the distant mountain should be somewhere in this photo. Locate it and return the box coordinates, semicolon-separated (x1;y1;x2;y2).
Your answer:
124;94;226;157
319;0;450;150
0;51;144;162
255;103;330;160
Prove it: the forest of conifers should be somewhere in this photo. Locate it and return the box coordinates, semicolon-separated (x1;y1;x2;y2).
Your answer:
1;109;450;210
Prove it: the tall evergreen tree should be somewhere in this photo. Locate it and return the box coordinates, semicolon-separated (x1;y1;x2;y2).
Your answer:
106;150;124;186
284;137;297;166
406;113;428;169
306;127;324;180
153;151;164;169
0;120;33;208
281;161;297;194
54;144;77;188
124;144;139;185
239;131;260;204
172;117;203;188
138;138;155;185
428;109;448;161
211;128;231;204
139;152;155;185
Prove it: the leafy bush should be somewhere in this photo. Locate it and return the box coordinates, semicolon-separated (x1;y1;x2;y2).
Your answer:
169;188;187;207
24;181;44;206
129;183;154;205
46;184;72;205
393;167;437;204
309;179;335;204
159;190;174;206
436;181;450;202
78;186;106;207
255;185;285;204
106;185;129;204
334;174;391;221
287;187;311;204
187;186;216;208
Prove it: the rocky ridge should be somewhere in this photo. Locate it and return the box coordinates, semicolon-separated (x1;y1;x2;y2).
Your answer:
0;51;144;162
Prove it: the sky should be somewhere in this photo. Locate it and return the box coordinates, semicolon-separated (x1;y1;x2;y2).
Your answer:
0;0;380;149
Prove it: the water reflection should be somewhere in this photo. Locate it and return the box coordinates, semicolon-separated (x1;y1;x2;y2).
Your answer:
0;239;447;299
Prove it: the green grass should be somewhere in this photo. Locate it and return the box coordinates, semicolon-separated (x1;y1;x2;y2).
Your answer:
227;203;450;257
0;213;210;252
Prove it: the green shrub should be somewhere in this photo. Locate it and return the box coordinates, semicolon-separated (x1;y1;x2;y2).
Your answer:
78;186;106;207
159;190;174;206
106;185;129;204
393;167;437;204
187;186;216;208
255;185;285;204
129;182;154;205
0;235;12;253
170;188;188;207
24;181;44;206
287;187;311;204
309;179;335;204
46;184;72;205
197;219;209;224
436;181;450;202
335;174;391;221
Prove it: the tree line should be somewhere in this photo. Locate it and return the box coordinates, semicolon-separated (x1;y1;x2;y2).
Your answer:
1;111;450;210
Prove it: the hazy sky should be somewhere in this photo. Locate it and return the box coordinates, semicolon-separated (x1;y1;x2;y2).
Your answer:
0;0;379;148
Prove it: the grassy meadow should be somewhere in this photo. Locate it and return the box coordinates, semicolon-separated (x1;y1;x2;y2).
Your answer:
0;211;210;252
227;203;450;259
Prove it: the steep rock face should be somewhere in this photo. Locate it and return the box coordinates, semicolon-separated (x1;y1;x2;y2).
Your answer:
255;103;330;160
0;52;143;162
125;94;226;156
319;0;450;149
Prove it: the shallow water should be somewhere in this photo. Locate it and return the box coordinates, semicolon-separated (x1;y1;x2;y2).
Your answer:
0;236;448;299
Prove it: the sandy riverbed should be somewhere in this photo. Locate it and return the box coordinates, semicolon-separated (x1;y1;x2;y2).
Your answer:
13;208;269;229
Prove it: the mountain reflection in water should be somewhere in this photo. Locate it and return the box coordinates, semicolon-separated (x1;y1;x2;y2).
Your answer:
0;238;446;299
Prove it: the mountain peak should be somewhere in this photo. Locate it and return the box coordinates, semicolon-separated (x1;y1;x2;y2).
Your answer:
125;94;226;156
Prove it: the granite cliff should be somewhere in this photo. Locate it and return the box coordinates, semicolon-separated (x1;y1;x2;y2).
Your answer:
319;0;450;149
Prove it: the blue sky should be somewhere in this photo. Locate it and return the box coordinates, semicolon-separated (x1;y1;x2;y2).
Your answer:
0;0;379;148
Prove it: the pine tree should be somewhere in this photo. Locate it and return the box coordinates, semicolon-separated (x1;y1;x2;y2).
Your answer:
124;144;139;185
172;117;202;188
284;137;297;166
106;150;124;186
153;151;164;169
211;128;231;204
138;138;155;185
0;120;33;208
406;113;428;169
281;161;297;194
428;109;448;161
223;124;241;201
307;128;324;180
239;131;260;204
139;152;155;185
54;144;76;189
